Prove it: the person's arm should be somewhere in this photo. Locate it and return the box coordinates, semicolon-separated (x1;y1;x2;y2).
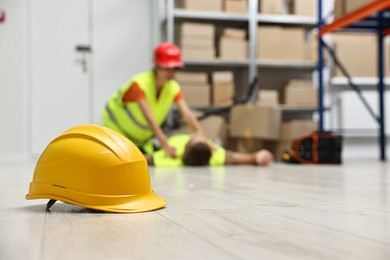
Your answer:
137;99;176;158
225;149;273;166
144;154;154;165
176;99;205;136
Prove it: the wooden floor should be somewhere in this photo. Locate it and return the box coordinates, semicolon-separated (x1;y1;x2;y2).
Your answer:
1;159;390;260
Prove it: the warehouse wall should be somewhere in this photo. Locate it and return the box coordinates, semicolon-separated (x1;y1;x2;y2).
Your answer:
0;0;27;160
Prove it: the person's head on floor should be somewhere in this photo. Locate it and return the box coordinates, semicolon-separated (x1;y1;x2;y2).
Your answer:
182;134;212;166
154;42;184;82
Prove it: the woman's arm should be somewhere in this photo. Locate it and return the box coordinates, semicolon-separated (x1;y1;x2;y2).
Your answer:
176;99;205;136
137;99;176;158
226;149;273;166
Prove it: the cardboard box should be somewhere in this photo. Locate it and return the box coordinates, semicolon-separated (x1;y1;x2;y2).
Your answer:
212;71;234;83
333;33;377;77
280;27;306;61
259;0;286;14
257;26;283;60
224;0;248;13
219;37;248;59
290;0;316;17
222;28;247;39
257;26;307;61
181;36;214;49
211;71;234;106
230;104;281;140
334;0;344;19
181;0;223;12
176;72;208;84
172;115;227;145
181;23;216;59
212;83;234;106
280;120;317;141
182;48;215;59
181;23;215;38
334;0;372;18
181;83;210;106
345;0;371;14
281;79;317;108
256;90;279;106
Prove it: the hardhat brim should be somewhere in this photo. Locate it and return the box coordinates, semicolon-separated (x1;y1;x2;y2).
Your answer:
26;182;167;213
156;61;184;69
98;192;167;213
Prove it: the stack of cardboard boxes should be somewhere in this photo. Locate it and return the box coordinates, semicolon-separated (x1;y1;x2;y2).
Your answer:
176;71;236;107
211;71;235;106
174;78;318;158
175;71;210;107
230;104;282;141
228;78;317;157
332;33;390;78
219;28;248;60
332;0;390;78
181;23;216;60
172;0;320;159
258;0;317;63
257;26;316;62
179;0;317;62
281;79;317;108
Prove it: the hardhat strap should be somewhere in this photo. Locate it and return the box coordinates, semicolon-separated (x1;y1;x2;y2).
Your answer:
46;199;57;211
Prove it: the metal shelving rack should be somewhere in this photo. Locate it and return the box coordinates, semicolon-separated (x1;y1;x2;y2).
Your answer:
317;0;390;161
162;0;317;104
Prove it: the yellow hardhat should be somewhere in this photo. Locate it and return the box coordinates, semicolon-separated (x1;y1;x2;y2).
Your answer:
26;124;167;213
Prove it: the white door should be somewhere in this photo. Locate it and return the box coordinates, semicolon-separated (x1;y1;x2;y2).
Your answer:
30;0;92;155
30;0;154;156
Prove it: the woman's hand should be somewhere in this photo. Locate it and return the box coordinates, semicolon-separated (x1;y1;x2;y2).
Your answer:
255;149;274;166
163;143;177;159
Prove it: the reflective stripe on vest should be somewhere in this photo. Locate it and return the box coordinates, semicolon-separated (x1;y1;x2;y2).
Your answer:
104;104;145;145
122;104;149;130
153;135;226;167
104;71;180;144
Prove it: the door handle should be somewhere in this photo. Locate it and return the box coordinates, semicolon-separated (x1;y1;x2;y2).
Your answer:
75;45;92;53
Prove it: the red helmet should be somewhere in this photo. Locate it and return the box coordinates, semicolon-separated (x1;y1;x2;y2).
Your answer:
154;42;184;68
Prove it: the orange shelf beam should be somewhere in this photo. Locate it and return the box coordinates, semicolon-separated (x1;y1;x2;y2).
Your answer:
319;0;390;36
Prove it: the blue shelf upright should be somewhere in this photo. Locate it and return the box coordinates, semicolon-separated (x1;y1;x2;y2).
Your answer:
317;0;390;161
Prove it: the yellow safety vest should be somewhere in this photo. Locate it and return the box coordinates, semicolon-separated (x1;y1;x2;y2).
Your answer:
152;135;226;167
102;71;180;150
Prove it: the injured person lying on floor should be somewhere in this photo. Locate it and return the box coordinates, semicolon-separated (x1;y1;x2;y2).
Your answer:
144;134;273;167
